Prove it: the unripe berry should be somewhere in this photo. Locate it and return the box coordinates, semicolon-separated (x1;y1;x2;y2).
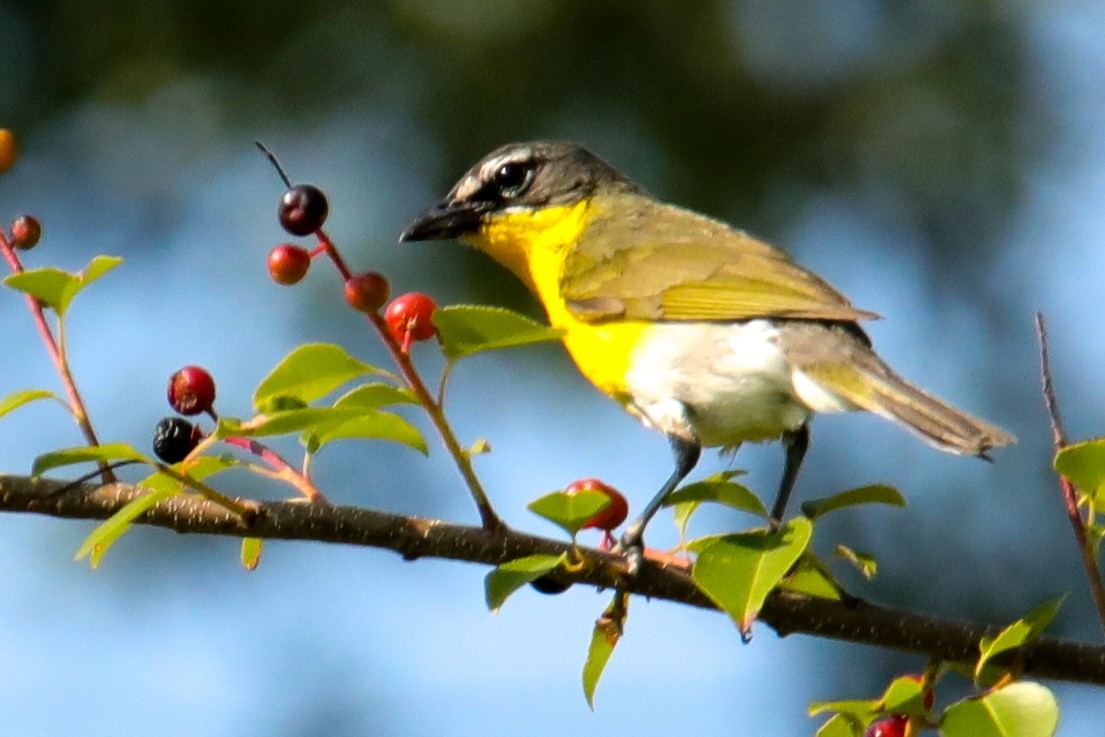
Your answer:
0;129;15;172
384;292;437;351
168;365;217;416
278;184;329;236
344;271;391;314
864;716;907;737
10;215;41;250
152;417;203;464
268;243;311;285
566;478;629;532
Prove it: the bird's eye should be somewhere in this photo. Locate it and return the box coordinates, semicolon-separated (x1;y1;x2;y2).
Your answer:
491;161;532;198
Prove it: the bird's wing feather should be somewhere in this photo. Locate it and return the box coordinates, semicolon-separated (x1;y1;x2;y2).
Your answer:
561;197;879;323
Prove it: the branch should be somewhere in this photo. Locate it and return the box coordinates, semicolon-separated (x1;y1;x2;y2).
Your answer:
3;472;1104;685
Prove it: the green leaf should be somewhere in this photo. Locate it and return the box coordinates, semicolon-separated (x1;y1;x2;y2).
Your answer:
527;489;611;537
808;699;878;722
32;443;149;476
484;553;567;612
782;558;842;600
0;388;62;419
74;485;178;568
253;343;375;410
3;255;122;316
241;538;263;571
879;676;929;716
434;305;563;360
582;592;628;709
801;484;905;520
940;682;1059;737
827;717;864;737
976;595;1067;681
1054;438;1105;500
582;621;617;709
664;472;768;518
305;409;427;455
332;383;418;410
815;714;863;737
692;517;812;637
835;544;878;579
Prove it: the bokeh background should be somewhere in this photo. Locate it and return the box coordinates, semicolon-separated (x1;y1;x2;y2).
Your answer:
1;1;1103;735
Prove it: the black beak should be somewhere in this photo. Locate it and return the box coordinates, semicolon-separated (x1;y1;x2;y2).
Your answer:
399;198;490;242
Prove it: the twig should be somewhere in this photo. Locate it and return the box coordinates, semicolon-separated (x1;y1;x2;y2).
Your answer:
1035;312;1105;636
0;234;115;484
367;311;504;532
2;472;1104;685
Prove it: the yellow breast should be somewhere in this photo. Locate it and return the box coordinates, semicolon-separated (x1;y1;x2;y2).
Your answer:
465;201;648;404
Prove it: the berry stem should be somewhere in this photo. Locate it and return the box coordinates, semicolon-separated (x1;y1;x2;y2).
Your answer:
316;229;353;282
220;435;329;504
0;232;115;484
368;311;505;532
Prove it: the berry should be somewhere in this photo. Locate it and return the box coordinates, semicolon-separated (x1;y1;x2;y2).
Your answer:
864;716;907;737
152;417;203;464
566;478;629;532
0;129;15;172
344;271;391;314
268;243;311;285
384;292;437;351
278;184;329;236
10;215;41;250
529;575;572;595
168;365;217;416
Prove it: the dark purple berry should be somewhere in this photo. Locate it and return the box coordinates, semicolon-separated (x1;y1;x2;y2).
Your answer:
11;215;41;250
278;184;329;236
530;575;571;595
152;417;203;463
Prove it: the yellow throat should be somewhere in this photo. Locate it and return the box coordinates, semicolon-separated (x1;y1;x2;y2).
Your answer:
463;198;646;404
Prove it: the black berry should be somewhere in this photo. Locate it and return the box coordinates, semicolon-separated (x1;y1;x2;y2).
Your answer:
278;184;329;236
152;417;203;464
530;575;572;595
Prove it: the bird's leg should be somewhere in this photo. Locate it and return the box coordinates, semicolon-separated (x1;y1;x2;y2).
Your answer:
770;423;810;529
616;435;701;574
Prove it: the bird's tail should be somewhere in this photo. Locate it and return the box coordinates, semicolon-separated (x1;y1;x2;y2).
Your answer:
798;349;1015;458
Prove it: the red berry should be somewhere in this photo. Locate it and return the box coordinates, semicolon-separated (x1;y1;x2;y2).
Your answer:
268;243;311;285
384;292;437;351
0;129;15;172
344;271;391;314
10;215;41;250
864;716;907;737
566;478;629;531
168;365;217;416
152;417;204;464
278;184;329;236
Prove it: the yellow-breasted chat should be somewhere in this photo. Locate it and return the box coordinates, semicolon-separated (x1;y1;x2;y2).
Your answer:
400;140;1014;564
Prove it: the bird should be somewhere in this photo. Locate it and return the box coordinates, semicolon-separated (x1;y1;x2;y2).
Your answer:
400;140;1014;564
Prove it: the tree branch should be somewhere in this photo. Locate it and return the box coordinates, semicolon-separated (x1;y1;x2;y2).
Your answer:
3;472;1104;685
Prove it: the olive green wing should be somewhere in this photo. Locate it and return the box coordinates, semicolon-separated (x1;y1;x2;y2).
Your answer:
561;197;879;323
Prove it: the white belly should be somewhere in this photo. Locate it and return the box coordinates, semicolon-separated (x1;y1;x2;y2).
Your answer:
622;320;847;447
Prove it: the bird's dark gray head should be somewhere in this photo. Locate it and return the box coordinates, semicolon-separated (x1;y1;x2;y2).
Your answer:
400;141;638;242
